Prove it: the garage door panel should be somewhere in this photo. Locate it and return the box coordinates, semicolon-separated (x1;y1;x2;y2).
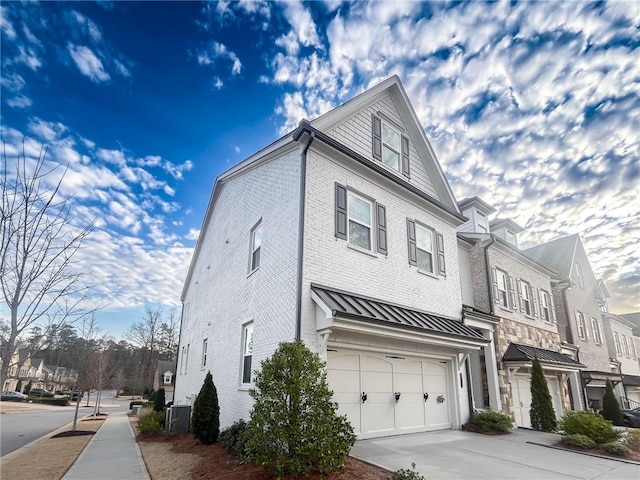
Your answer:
336;403;362;437
327;369;359;392
396;372;423;392
328;353;360;370
364;402;395;434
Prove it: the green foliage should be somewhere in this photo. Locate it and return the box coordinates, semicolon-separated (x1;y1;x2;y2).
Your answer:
137;410;165;435
191;371;220;444
24;381;32;395
153;388;166;412
388;463;425;480
467;410;513;432
559;411;620;444
562;433;596;449
148;390;157;402
246;341;356;478
623;429;640;447
601;441;629;456
220;420;249;459
529;358;556;432
16;380;23;393
28;397;69;406
601;380;624;426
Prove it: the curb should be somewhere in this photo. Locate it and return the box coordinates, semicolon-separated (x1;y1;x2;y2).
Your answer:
527;441;640;465
1;414;106;462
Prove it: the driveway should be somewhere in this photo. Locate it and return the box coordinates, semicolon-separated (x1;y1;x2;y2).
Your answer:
350;429;639;480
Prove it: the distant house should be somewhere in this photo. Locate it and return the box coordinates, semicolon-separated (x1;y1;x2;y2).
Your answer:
457;197;585;428
601;312;640;407
153;360;176;404
525;234;616;411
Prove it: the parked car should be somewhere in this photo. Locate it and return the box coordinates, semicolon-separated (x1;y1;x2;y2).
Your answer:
1;391;28;402
69;390;83;401
29;388;54;398
622;407;640;427
56;388;71;396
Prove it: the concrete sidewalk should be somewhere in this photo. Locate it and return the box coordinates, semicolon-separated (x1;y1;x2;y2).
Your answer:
62;410;149;480
351;429;639;480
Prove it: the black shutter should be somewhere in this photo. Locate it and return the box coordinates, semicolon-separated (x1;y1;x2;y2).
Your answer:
401;135;410;178
372;115;382;161
335;183;347;240
436;231;446;276
407;218;417;266
376;204;387;255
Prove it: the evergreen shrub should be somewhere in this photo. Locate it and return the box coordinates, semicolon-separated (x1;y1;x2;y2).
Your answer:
153;388;166;412
466;410;513;432
562;433;596;449
529;358;556;431
601;441;629;456
246;341;356;478
559;411;620;444
219;419;249;459
601;380;624;426
389;463;426;480
137;410;165;435
191;371;220;444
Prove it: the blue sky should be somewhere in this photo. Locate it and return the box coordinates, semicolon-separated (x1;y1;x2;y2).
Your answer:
1;1;638;340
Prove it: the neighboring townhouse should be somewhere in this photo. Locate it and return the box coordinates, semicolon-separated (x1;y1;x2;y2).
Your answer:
153;360;176;404
602;312;640;407
175;76;496;439
457;197;584;428
525;235;614;412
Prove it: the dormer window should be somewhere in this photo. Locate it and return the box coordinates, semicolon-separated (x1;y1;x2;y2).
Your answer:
163;372;173;385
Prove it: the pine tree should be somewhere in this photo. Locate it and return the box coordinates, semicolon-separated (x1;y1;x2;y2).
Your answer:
153;388;166;412
191;371;220;444
16;380;22;393
602;379;623;426
529;357;556;431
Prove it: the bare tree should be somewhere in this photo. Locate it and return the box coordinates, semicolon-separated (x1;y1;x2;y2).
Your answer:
0;141;93;391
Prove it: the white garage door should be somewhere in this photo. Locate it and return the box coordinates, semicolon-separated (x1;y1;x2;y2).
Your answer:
328;350;452;439
513;375;563;429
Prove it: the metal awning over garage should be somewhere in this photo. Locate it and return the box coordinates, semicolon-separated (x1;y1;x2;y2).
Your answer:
311;284;489;349
581;370;623;386
502;343;586;372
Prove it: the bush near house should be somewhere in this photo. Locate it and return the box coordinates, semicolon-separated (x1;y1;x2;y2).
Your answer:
389;463;426;480
601;441;629;456
465;410;513;433
137;410;166;435
559;411;620;444
601;380;624;426
28;397;69;406
246;341;356;478
191;371;220;444
219;419;249;460
562;433;596;449
153;388;165;412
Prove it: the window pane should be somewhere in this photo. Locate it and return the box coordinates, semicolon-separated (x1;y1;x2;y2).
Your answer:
415;225;433;252
417;250;433;272
382;147;399;170
349;221;371;250
348;195;371;225
244;325;253;355
253;226;262;249
243;356;252;383
382;123;400;149
252;248;260;270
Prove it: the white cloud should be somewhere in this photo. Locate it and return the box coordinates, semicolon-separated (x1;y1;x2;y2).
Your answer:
281;0;321;48
15;45;42;70
28;118;68;142
0;6;16;39
186;228;200;241
212;76;223;89
164;185;176;196
97;148;127;166
234;146;240;154
67;43;110;82
7;95;32;108
197;41;242;76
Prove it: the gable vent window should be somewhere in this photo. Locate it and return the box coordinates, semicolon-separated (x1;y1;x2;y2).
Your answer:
372;115;409;177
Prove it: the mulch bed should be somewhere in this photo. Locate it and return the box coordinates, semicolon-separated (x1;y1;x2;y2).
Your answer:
51;430;96;438
554;440;640;463
140;433;391;480
462;424;511;435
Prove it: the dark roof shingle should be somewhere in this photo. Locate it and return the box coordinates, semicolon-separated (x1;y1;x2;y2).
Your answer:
503;342;585;368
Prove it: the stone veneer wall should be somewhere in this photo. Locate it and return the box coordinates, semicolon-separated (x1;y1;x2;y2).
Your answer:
494;318;572;419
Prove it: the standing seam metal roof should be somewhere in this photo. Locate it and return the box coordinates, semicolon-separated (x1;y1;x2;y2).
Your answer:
311;284;485;341
502;343;586;368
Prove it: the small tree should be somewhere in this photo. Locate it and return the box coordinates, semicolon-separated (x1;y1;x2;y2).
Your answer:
246;341;356;478
191;371;219;444
154;388;166;412
602;380;624;426
16;380;22;392
529;357;556;431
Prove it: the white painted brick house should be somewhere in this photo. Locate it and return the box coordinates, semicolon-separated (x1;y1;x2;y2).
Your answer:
174;76;494;439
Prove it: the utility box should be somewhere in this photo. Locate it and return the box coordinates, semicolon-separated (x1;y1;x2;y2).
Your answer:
132;405;142;416
167;405;191;434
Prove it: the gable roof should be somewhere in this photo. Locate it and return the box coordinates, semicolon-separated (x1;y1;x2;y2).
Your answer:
524;234;580;278
489;217;523;233
458;196;497;215
155;360;176;375
310;75;460;213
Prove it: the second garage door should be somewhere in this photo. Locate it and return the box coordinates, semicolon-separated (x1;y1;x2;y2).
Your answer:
328;350;452;439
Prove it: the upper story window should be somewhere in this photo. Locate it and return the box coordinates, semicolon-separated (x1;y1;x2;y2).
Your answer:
590;317;602;344
242;323;254;385
540;289;552;322
407;219;446;276
519;280;532;316
335;184;387;255
576;311;588;340
372;114;409;177
202;338;208;369
163;372;173;385
249;221;262;273
495;269;509;308
575;263;584;288
614;332;622;355
629;337;637;359
621;334;629;356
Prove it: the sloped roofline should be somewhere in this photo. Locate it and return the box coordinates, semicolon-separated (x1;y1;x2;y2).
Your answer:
523;233;580;279
311;75;460;213
458;196;497;214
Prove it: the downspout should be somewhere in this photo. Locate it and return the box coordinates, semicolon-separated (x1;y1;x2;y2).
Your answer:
482;238;496;314
294;131;315;341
